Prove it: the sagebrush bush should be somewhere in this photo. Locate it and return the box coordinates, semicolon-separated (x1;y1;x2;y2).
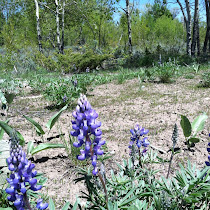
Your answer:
34;51;58;72
200;72;210;88
156;61;179;83
57;49;111;73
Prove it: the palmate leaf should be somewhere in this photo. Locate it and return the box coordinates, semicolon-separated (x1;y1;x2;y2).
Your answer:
180;115;192;137
191;113;208;134
30;143;65;155
0;121;24;145
23;115;45;136
46;104;68;130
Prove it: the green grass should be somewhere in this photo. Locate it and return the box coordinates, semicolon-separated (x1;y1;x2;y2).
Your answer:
1;63;209;109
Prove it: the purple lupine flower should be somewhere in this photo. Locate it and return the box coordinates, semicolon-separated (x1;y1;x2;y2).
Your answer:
71;94;105;175
6;135;48;210
129;124;149;153
86;67;90;73
205;142;210;167
72;79;78;87
63;95;67;103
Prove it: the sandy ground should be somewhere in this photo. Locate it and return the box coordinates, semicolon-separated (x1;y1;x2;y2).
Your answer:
1;75;209;208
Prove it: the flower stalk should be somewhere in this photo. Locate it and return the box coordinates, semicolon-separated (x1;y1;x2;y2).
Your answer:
5;133;48;210
167;124;178;179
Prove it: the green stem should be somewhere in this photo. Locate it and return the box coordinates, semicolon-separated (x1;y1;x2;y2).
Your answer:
138;148;142;168
166;149;174;179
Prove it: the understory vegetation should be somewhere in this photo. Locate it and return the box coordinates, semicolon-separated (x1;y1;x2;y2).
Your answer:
0;0;210;209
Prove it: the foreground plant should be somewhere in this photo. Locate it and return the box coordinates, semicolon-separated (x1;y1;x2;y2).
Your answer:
71;94;108;203
6;133;48;210
180;113;208;148
166;123;179;178
205;134;210;166
129;124;149;167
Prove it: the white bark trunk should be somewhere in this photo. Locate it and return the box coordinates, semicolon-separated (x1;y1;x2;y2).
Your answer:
177;0;192;55
203;0;210;53
55;0;61;53
61;0;65;54
126;0;132;55
185;0;191;56
34;0;42;52
191;0;199;56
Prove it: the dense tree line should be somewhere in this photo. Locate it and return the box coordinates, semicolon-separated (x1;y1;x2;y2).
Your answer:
0;0;209;56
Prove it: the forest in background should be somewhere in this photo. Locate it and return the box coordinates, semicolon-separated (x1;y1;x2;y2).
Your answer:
0;0;209;73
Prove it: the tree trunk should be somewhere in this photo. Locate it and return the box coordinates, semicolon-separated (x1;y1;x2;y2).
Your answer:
185;0;191;56
98;17;102;49
197;21;200;56
176;0;192;55
126;0;132;55
203;0;210;54
55;0;61;53
61;0;65;54
34;0;42;52
191;0;199;56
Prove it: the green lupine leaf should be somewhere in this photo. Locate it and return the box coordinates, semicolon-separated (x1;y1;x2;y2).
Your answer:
0;119;9;140
49;198;55;210
0;121;24;145
188;137;200;143
23;115;45;135
46;105;68;130
62;202;70;210
180;115;192;137
30;143;65;155
0;128;4;140
191;113;208;134
27;141;34;155
119;195;137;207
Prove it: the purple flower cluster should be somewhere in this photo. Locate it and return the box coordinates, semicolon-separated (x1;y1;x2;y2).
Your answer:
6;136;48;210
71;95;105;175
129;124;149;154
205;142;210;167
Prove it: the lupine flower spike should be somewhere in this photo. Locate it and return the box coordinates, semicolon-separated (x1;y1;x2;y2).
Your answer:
205;133;210;167
71;94;108;204
6;133;48;210
129;124;149;167
167;124;179;179
71;94;106;175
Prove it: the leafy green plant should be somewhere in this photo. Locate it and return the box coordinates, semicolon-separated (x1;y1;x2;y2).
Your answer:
48;197;81;210
57;49;111;73
23;105;68;156
180;113;208;148
199;71;210;88
0;121;25;145
157;161;210;209
156;61;179;83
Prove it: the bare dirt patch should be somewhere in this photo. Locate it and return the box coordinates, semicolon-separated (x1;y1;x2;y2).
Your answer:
1;76;209;207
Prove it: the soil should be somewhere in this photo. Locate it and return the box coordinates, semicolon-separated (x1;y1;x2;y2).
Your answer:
1;75;209;208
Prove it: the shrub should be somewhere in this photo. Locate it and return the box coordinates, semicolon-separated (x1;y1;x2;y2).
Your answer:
34;51;58;72
57;49;111;73
156;61;179;83
199;71;210;88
